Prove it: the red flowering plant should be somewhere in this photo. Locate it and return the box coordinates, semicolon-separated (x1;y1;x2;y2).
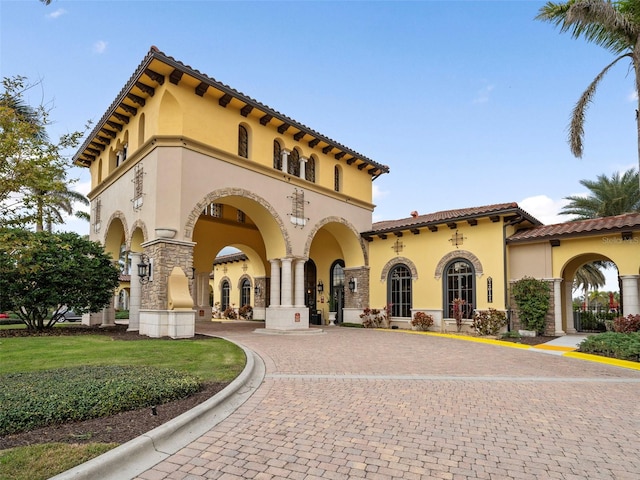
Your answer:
411;311;434;331
452;298;466;332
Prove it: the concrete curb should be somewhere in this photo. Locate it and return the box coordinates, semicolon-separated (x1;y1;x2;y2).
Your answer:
50;343;265;480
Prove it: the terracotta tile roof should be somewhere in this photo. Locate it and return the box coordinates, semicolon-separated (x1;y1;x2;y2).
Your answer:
214;252;248;265
366;202;541;235
507;212;640;243
73;47;389;176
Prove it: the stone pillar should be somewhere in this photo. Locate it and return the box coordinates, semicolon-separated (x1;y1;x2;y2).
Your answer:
128;252;142;331
281;257;293;307
621;275;640;316
299;156;307;180
343;266;370;323
281;149;290;173
553;278;565;336
269;259;281;307
294;258;306;307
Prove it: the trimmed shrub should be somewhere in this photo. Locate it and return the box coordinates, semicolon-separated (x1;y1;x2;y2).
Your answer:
578;332;640;362
613;314;640;333
472;309;507;336
0;365;202;435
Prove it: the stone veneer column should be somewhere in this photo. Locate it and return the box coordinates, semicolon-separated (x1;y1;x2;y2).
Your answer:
269;259;281;307
128;252;142;331
294;258;306;307
621;275;640;316
140;239;195;310
552;278;565;336
254;276;266;308
280;257;293;307
344;266;370;310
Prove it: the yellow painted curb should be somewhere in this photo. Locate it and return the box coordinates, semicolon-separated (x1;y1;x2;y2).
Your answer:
564;352;640;371
384;328;531;350
530;344;576;352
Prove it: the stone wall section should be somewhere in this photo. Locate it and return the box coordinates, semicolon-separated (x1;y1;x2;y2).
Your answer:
508;279;556;336
345;266;370;311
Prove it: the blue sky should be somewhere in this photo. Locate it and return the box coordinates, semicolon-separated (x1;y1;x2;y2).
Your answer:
2;0;635;289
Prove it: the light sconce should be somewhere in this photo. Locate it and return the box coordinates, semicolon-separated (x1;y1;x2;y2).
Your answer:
317;280;324;293
348;277;356;293
254;284;261;297
137;253;151;284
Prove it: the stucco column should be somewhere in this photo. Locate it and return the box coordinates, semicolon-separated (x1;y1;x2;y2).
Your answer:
280;257;293;307
553;278;565;336
294;258;306;307
281;149;290;173
269;259;281;307
621;275;640;316
564;281;576;333
128;252;141;331
299;156;307;180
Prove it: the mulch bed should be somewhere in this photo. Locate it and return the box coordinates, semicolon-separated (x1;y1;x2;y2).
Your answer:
0;324;230;450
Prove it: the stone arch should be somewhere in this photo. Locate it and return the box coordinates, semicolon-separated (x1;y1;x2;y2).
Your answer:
380;256;418;282
184;188;291;257
304;216;369;267
434;250;484;279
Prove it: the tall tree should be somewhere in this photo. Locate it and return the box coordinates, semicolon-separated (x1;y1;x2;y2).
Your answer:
561;168;640;218
0;76;88;228
536;0;640;186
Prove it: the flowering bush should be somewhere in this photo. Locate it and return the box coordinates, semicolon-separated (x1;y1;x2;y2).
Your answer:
360;307;388;328
612;314;640;333
411;311;434;331
223;306;237;319
472;308;507;336
238;305;253;320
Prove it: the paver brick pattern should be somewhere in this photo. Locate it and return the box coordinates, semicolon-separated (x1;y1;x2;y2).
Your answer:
135;323;640;479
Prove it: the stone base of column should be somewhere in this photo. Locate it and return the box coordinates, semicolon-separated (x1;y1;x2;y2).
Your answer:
252;307;266;321
140;309;195;339
259;307;322;333
554;330;566;336
100;306;116;328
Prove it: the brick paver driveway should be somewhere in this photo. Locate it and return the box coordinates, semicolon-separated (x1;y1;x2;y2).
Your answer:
137;322;640;479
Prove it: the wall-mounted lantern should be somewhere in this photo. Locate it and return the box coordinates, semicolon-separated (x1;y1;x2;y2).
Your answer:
317;280;324;293
137;254;151;284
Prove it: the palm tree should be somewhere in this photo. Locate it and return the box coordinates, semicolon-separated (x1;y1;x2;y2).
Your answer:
31;179;89;233
536;1;640;186
561;168;640;219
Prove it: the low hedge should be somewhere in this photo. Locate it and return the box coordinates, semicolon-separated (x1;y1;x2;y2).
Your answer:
578;332;640;362
0;365;202;435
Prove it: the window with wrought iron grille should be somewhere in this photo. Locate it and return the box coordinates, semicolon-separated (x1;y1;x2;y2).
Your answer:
306;156;315;182
273;140;282;170
334;165;341;192
288;148;300;177
237;210;245;223
238;125;248;158
93;198;102;233
203;203;223;218
132;164;144;209
290;189;307;227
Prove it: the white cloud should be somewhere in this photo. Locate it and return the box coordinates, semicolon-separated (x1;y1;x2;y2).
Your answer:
93;40;108;54
372;183;389;204
473;84;494;104
628;89;638;102
47;8;66;19
519;194;572;225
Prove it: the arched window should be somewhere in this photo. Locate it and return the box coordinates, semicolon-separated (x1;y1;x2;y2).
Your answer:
444;260;475;319
221;280;230;310
330;260;345;322
241;278;251;307
288;148;300;177
306;156;316;182
273;140;282;170
238;125;248;158
138;113;145;147
334;165;341;192
388;264;412;318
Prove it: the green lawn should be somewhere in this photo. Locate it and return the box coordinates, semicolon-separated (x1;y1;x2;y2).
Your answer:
0;332;246;480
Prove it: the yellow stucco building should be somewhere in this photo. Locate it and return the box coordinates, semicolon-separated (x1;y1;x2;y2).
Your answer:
74;48;640;338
